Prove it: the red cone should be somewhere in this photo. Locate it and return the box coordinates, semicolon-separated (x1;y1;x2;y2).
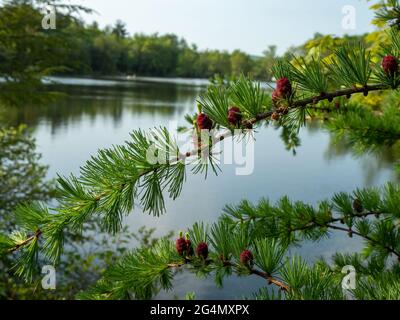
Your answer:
382;55;399;75
228;107;242;125
196;242;209;260
197;113;213;131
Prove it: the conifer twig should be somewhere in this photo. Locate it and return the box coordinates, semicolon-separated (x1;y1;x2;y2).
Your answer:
248;84;388;125
7;229;42;253
167;259;289;292
6;84;394;256
325;224;400;258
234;209;400;259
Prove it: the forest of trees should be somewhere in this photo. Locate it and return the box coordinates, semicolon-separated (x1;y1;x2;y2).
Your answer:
57;21;372;80
0;0;369;86
57;20;281;80
0;0;367;82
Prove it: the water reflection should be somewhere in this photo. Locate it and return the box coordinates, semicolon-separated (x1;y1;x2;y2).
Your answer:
324;128;400;185
1;79;204;135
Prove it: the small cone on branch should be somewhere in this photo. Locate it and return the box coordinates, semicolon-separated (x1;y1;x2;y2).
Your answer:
276;78;292;97
227;106;242;125
197;113;213;131
382;55;399;75
240;250;254;267
196;242;209;260
176;231;187;256
273;77;292;103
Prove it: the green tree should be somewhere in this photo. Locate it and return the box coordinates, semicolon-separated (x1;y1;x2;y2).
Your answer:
0;0;90;104
90;34;122;74
0;2;280;81
112;20;128;39
254;45;277;80
230;49;254;77
196;50;232;78
0;125;53;231
176;44;200;77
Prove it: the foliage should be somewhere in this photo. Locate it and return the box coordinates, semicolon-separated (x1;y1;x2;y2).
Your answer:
289;56;328;95
372;0;400;28
79;183;400;300
3;23;400;295
4;0;400;301
0;123;167;299
326;98;400;154
0;0;92;104
2;1;392;87
328;44;372;88
0;1;280;85
0;125;53;230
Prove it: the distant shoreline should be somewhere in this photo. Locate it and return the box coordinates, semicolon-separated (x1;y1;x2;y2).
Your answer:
45;75;210;87
45;75;273;89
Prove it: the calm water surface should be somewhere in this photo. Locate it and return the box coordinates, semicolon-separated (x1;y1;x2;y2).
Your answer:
5;77;398;299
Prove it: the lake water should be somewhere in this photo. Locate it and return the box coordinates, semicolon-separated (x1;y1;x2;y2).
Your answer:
4;77;398;299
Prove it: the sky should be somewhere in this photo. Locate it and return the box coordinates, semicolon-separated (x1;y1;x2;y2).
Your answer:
70;0;376;55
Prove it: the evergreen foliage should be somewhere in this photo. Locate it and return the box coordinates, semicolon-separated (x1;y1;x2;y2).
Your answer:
0;124;145;299
0;125;54;230
3;0;400;300
78;183;400;300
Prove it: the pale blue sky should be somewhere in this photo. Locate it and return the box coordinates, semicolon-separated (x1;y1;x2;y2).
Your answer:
72;0;376;55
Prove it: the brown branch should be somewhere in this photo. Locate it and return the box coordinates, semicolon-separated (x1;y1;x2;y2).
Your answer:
167;259;289;292
250;268;289;292
292;85;387;108
235;209;400;259
289;214;400;259
247;84;388;125
7;229;42;253
236;210;383;227
325;224;400;258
